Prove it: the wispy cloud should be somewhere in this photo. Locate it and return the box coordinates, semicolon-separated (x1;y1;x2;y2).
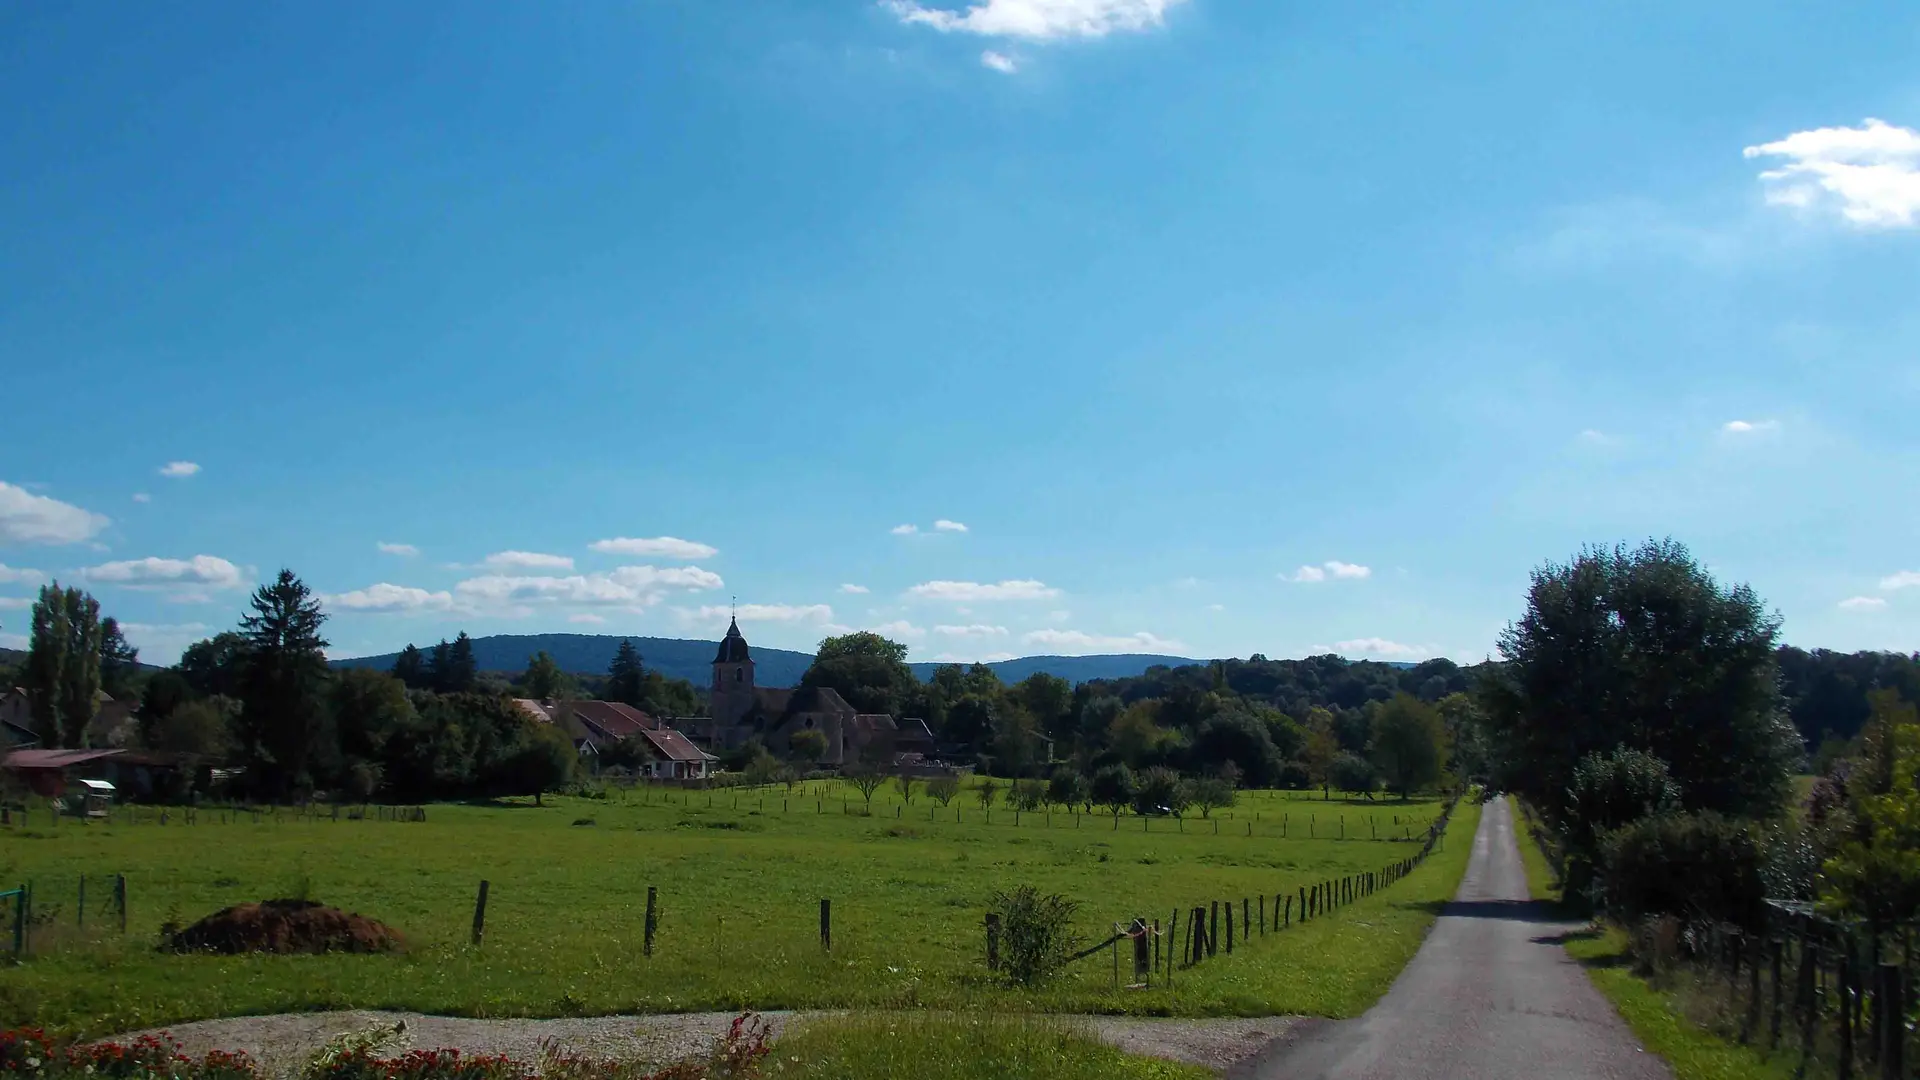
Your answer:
1745;118;1920;228
839;583;871;594
589;536;718;560
1331;637;1431;659
377;542;420;557
1839;596;1889;611
934;623;1009;638
0;482;108;545
1721;419;1781;435
569;613;607;625
933;519;969;533
158;461;201;478
868;619;927;640
132;493;152;504
885;0;1186;40
325;583;458;614
1880;570;1920;591
1021;628;1186;654
0;564;44;585
457;565;723;611
481;550;575;572
81;555;244;595
1285;561;1371;583
908;579;1060;601
695;603;834;624
890;524;919;536
981;50;1017;73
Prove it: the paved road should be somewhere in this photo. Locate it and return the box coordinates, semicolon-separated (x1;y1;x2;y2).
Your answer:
1243;798;1672;1080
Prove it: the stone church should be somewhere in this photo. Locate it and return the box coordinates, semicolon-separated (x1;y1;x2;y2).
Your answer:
700;617;933;767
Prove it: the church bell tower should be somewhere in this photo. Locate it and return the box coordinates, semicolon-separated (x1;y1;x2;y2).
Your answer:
710;616;755;731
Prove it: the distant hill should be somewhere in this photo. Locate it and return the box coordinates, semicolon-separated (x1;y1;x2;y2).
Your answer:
329;633;1202;687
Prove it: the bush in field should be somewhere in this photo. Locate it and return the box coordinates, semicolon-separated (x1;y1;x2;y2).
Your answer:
1190;776;1233;818
1010;778;1047;812
974;777;1001;809
1131;766;1189;817
1600;811;1768;933
989;886;1080;988
1046;768;1088;811
846;764;887;807
1091;764;1136;821
1328;753;1377;796
787;727;828;763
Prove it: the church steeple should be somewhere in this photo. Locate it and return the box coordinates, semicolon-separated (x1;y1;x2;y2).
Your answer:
710;615;756;733
713;616;751;664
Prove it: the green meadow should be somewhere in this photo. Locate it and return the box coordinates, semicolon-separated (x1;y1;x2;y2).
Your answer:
0;784;1474;1039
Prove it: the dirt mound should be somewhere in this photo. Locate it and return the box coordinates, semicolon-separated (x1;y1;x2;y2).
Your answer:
167;899;405;955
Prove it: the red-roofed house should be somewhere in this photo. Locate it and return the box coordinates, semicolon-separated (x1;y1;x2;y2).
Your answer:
635;727;718;780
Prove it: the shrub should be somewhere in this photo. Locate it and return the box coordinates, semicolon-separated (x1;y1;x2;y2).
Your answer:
1561;747;1683;901
1046;769;1088;811
1009;778;1047;812
1600;811;1768;933
1090;764;1135;819
925;775;961;806
989;886;1080;988
1327;753;1376;795
1189;776;1232;818
1130;767;1188;817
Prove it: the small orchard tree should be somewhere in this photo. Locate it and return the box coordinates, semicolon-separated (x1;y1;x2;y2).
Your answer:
1091;763;1136;823
989;886;1080;988
927;774;961;806
1011;777;1047;812
1192;776;1234;819
895;769;918;805
507;725;577;806
1132;766;1188;817
1047;768;1088;812
975;776;1002;809
788;727;828;764
847;763;887;808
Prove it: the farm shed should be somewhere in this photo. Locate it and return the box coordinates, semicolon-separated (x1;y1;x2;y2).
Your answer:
635;727;717;780
2;747;123;798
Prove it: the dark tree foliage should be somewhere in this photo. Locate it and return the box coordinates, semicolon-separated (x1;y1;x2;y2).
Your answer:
1190;709;1283;787
1482;539;1799;822
179;632;248;699
237;569;334;798
801;632;917;717
604;639;646;707
390;644;428;690
1777;647;1920;747
1091;763;1136;818
442;632;478;694
98;617;141;700
1368;693;1447;798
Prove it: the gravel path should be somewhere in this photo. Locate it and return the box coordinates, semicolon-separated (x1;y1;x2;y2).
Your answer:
128;1010;1299;1076
1244;798;1672;1080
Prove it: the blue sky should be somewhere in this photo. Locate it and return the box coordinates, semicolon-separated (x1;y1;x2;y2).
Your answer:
4;0;1920;667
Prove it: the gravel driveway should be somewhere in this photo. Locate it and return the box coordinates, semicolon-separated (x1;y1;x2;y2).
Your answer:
127;1009;1299;1076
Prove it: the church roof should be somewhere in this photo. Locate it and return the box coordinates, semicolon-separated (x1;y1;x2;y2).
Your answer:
713;617;751;664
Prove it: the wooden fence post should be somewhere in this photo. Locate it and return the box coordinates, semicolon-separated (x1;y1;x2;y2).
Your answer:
116;874;127;933
644;885;658;956
1284;894;1292;928
1259;894;1266;934
471;880;490;946
1209;901;1219;958
1225;901;1234;954
820;898;831;951
985;913;1001;971
77;875;85;929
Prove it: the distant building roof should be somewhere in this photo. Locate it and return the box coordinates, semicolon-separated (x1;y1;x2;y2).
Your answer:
77;778;115;792
565;701;656;743
784;686;855;718
638;727;718;763
3;748;122;770
713;617;751;664
512;699;553;724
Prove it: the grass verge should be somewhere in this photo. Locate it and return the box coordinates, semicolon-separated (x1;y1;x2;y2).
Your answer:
767;1013;1212;1080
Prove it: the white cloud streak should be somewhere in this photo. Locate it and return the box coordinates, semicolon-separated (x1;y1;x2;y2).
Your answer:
935;624;1010;638
1722;419;1780;434
589;536;719;560
377;542;420;557
890;524;920;535
980;50;1017;72
0;482;109;545
839;584;871;594
0;564;44;585
1880;571;1920;591
885;0;1186;40
1332;637;1431;659
1021;628;1185;653
695;603;834;624
159;461;201;478
933;519;970;532
325;584;457;614
1839;596;1889;611
482;550;575;572
132;493;152;504
1745;119;1920;228
1286;561;1370;583
908;579;1061;601
457;565;722;610
82;555;244;592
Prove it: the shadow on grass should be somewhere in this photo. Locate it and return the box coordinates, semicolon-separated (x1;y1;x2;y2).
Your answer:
1407;898;1569;924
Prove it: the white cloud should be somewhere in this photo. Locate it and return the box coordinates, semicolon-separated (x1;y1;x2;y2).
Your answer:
117;622;213;662
1578;429;1610;444
0;564;44;585
695;603;835;624
82;555;244;592
981;50;1017;73
1721;419;1780;434
569;613;608;625
0;597;29;610
377;542;420;557
839;583;871;594
1022;628;1186;654
457;565;722;610
1206;603;1225;612
930;651;1018;664
1839;596;1889;611
907;579;1061;601
1045;609;1071;623
1881;571;1920;591
1744;119;1920;228
869;619;927;640
588;536;719;560
935;623;1010;638
885;0;1186;40
132;493;152;504
1287;561;1370;583
0;482;109;545
933;519;969;533
324;584;458;614
891;524;920;535
1333;637;1431;659
482;550;575;572
158;461;201;478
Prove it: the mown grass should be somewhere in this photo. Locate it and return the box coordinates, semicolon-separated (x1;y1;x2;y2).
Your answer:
0;785;1469;1038
768;1013;1211;1080
1506;797;1797;1080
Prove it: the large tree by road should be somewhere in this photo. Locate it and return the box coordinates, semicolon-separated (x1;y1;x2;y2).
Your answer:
1482;538;1799;821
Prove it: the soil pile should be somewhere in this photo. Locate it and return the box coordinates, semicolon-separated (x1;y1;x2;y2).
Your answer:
167;899;404;955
